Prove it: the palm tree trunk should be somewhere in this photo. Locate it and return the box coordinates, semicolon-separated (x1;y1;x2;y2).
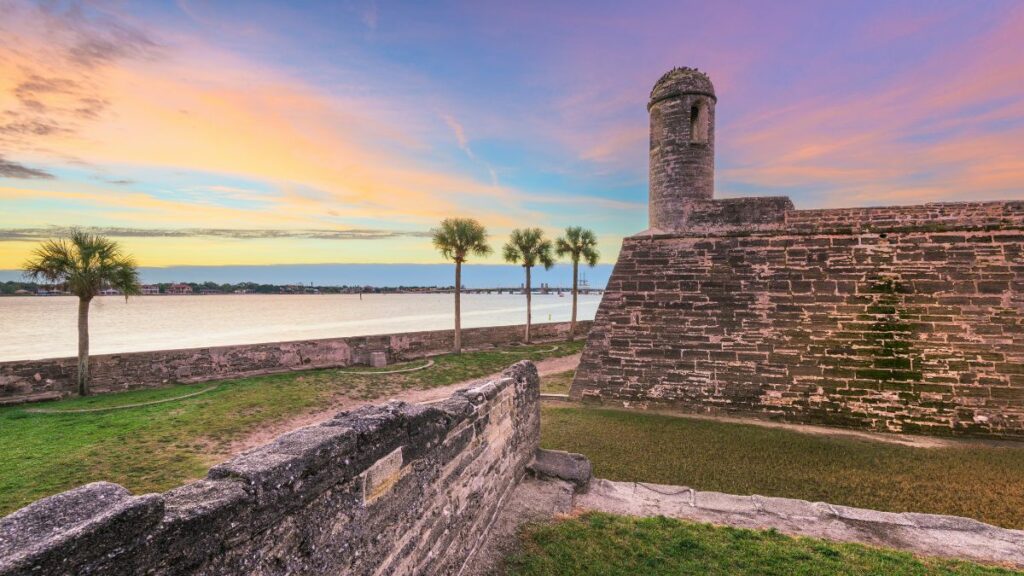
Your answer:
525;266;532;343
570;259;579;341
454;261;462;354
77;296;91;396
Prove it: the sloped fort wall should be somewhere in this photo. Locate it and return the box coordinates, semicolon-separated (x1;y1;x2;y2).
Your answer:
0;320;590;404
0;361;541;575
572;201;1024;437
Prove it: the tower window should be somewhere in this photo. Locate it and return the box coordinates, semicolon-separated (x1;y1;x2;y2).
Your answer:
650;108;662;149
690;102;708;143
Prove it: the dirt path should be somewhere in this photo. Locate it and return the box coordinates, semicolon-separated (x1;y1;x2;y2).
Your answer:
226;354;581;456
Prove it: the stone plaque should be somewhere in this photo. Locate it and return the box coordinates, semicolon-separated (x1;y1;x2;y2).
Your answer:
363;446;404;505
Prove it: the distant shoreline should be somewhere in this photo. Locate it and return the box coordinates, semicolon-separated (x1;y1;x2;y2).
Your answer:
0;292;603;361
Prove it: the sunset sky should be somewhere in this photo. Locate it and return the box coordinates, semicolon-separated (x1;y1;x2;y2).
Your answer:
2;0;1023;268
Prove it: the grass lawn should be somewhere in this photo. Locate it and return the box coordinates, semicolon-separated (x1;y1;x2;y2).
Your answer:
540;406;1024;529
541;369;575;394
0;340;582;516
505;512;1021;575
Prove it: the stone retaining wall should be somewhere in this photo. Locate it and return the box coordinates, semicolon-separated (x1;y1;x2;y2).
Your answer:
0;361;541;575
573;200;1024;437
0;320;590;403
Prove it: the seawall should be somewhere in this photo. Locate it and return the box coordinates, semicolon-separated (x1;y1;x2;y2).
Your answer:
0;361;541;575
0;320;591;403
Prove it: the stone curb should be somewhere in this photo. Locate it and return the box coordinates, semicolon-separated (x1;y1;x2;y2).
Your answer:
539;393;570;401
576;479;1024;568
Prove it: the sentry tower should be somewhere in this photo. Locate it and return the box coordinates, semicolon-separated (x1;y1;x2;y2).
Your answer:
647;67;716;230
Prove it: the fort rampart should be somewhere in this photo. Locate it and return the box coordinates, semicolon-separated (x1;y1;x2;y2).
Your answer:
0;320;590;403
0;361;541;575
572;201;1024;437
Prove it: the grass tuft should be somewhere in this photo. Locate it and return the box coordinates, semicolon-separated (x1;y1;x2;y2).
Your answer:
541;370;575;394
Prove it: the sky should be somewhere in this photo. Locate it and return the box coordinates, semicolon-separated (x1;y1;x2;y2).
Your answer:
1;0;1023;271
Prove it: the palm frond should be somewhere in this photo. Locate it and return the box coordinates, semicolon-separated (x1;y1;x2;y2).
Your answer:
432;217;492;263
21;230;140;299
503;227;554;269
555;226;600;267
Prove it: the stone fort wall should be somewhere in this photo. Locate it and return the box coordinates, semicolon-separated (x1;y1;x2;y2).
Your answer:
572;200;1024;437
0;361;541;575
0;320;591;404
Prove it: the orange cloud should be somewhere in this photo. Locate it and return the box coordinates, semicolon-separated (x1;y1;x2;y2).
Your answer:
0;3;545;245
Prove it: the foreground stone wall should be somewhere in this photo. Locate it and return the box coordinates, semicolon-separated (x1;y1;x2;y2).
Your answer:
573;201;1024;437
0;320;590;403
0;361;541;575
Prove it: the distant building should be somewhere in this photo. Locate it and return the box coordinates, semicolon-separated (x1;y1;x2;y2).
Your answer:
141;284;160;295
167;283;193;295
199;288;223;295
98;288;122;296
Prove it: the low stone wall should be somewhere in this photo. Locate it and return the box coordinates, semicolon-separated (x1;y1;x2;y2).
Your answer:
0;361;541;575
0;320;591;403
578;479;1024;568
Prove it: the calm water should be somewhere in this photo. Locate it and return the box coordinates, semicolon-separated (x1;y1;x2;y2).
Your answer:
0;293;601;361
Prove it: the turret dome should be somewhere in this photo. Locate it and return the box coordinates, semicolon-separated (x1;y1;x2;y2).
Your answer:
649;67;715;109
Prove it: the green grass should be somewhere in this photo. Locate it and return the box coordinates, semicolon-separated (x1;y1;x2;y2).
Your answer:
0;341;582;515
541;369;575;394
505;512;1021;575
540;406;1024;529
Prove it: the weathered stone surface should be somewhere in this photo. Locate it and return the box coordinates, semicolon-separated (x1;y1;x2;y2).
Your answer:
693;490;758;515
648;67;716;231
574;66;1024;438
528;449;592;491
573;211;1024;437
0;361;543;576
576;479;1024;568
0;320;589;404
0;482;164;576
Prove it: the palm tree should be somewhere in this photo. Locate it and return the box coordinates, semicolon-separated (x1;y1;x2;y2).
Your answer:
555;227;600;341
23;230;141;395
503;228;555;343
432;218;492;353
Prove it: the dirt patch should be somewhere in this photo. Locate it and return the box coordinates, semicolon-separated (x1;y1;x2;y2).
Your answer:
533;353;581;377
224;354;582;457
